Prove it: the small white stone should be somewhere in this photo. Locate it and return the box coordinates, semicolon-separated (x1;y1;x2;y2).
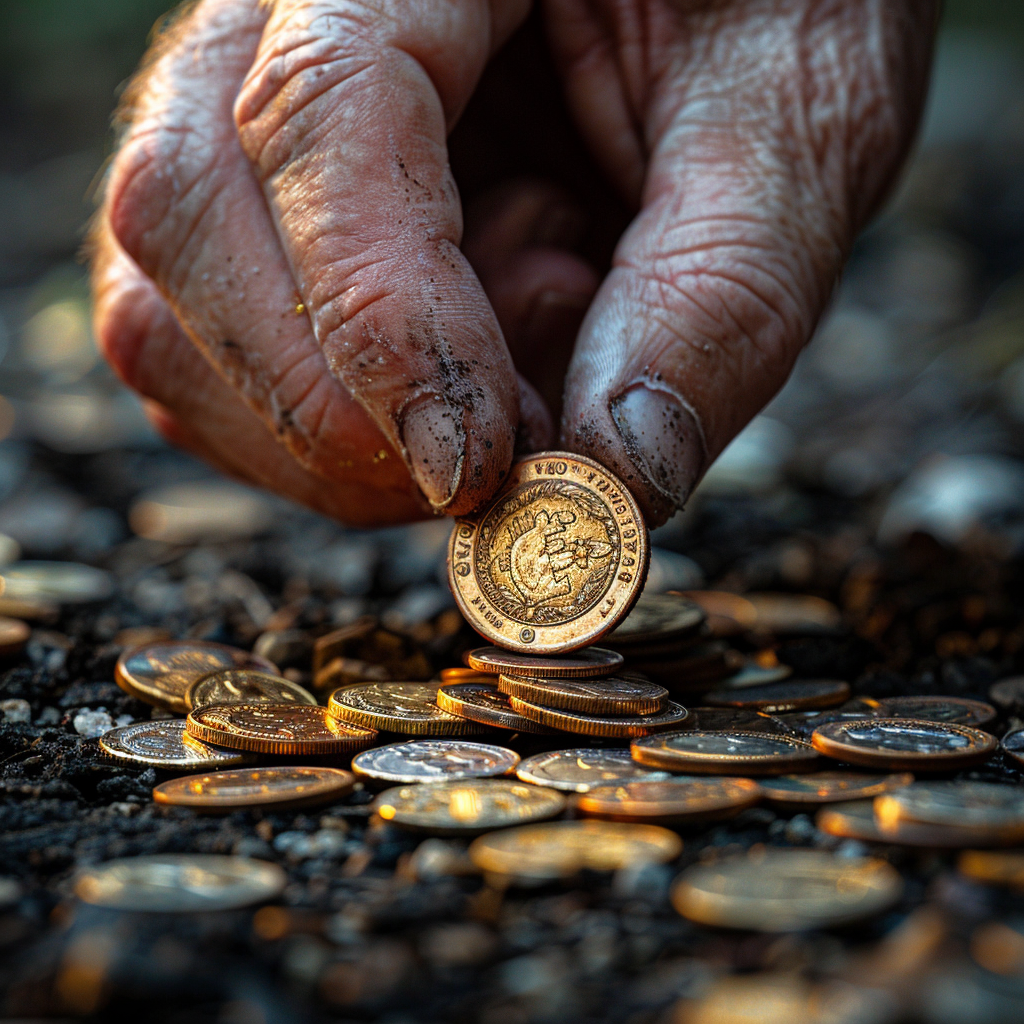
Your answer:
73;707;114;738
115;714;134;727
1;699;31;724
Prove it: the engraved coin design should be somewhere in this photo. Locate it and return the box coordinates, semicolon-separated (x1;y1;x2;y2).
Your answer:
576;776;762;824
0;616;30;657
704;679;850;713
1002;730;1024;767
671;849;902;930
469;820;682;881
811;718;997;770
873;696;997;728
497;673;668;715
436;682;555;733
116;640;279;713
373;779;566;834
874;781;1024;830
99;719;252;769
509;695;688;738
448;452;648;653
517;749;671;792
352;740;520;784
605;592;705;646
327;682;483;736
186;668;317;710
187;703;377;755
631;730;819;775
74;854;287;912
758;770;914;806
465;646;623;678
153;766;356;810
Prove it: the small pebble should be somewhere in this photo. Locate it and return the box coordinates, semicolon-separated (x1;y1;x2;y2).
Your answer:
1;698;31;724
73;707;114;738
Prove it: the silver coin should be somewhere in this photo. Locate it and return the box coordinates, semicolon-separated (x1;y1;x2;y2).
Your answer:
605;593;705;646
881;782;1024;828
874;696;996;728
2;561;113;603
352;740;520;784
516;748;671;793
632;730;819;774
98;720;252;769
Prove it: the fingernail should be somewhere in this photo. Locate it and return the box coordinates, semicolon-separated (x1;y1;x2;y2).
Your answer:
610;381;705;510
400;396;465;510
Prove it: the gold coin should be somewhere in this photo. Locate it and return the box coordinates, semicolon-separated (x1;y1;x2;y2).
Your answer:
327;682;485;736
153;766;355;811
1;561;113;604
605;592;705;647
576;777;762;825
447;452;649;654
810;718;997;770
0;616;29;658
704;679;850;713
469;820;682;881
439;667;494;683
516;748;671;792
99;719;253;770
875;781;1024;833
74;854;287;912
671;848;902;931
744;593;843;635
873;696;996;728
758;770;914;807
436;682;555;734
116;639;280;713
497;673;668;715
352;739;520;784
186;668;317;710
187;703;377;755
673;590;758;636
1002;729;1024;766
509;695;688;738
958;850;1024;888
631;730;819;775
373;779;566;834
465;646;623;678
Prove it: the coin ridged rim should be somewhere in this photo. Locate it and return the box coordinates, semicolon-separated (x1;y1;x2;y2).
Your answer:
757;770;915;806
810;717;998;770
98;719;253;769
351;740;521;784
515;748;672;792
153;767;356;810
631;729;819;775
576;776;763;823
326;683;484;736
186;703;378;755
873;695;997;727
185;668;318;711
436;682;554;734
508;695;688;738
447;452;649;654
497;673;668;715
702;678;851;713
465;646;624;678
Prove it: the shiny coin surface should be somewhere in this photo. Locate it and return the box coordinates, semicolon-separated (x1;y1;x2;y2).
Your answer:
811;718;997;770
438;667;494;683
465;646;623;678
509;695;688;738
671;849;902;930
436;682;554;733
704;678;850;713
874;695;996;728
958;850;1024;888
129;481;273;544
674;590;758;636
469;820;681;881
352;739;520;784
632;730;819;775
153;766;355;811
448;452;649;654
605;592;705;647
745;593;843;635
327;682;482;736
99;719;253;770
116;639;279;713
758;770;914;807
576;776;762;824
517;749;671;793
373;779;566;834
0;616;29;657
721;661;793;688
186;668;317;710
1;561;113;604
497;673;668;715
875;781;1024;831
74;854;286;912
1001;730;1024;766
187;703;377;755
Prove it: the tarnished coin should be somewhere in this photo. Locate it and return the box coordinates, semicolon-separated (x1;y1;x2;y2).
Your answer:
605;592;705;647
74;854;287;912
469;820;682;881
704;679;850;713
1001;730;1024;766
811;718;997;770
465;646;623;678
744;593;843;635
447;452;649;654
352;740;520;784
327;682;482;736
116;639;280;713
1;561;113;604
153;766;355;811
759;770;914;807
435;682;554;734
875;782;1024;833
958;850;1024;888
187;704;377;755
0;616;30;658
373;779;566;834
517;749;671;793
509;695;688;738
186;668;317;710
576;777;762;825
990;676;1024;712
674;590;758;636
99;719;252;770
682;707;796;734
497;673;668;715
874;695;996;728
631;730;819;775
671;849;902;931
721;661;793;688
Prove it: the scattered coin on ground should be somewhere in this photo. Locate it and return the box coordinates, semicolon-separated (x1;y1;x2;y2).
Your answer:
327;682;482;736
0;616;30;658
681;708;796;733
720;661;794;688
1002;730;1024;767
509;695;688;738
744;593;843;635
1;561;114;604
352;739;520;784
758;770;914;807
99;719;253;770
497;673;668;715
465;646;623;678
186;668;317;710
632;730;819;775
153;766;356;811
516;748;671;792
129;481;273;544
605;592;705;647
435;681;555;733
576;776;762;825
704;678;850;713
873;695;997;728
674;590;758;636
958;850;1024;888
875;781;1024;832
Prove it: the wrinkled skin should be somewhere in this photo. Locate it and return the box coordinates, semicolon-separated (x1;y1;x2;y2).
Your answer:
91;0;938;527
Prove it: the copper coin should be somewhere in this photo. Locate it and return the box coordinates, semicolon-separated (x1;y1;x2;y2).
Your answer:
153;766;355;811
327;682;483;736
704;678;850;713
1001;730;1024;766
811;718;997;771
758;770;914;807
674;590;758;636
186;668;317;710
516;748;671;793
186;703;377;755
465;646;623;678
436;682;554;734
497;673;668;715
98;719;253;770
0;616;29;658
352;740;520;784
576;776;762;825
744;593;843;635
447;452;649;654
631;730;819;775
509;695;688;738
873;695;996;728
605;592;705;647
116;640;279;713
